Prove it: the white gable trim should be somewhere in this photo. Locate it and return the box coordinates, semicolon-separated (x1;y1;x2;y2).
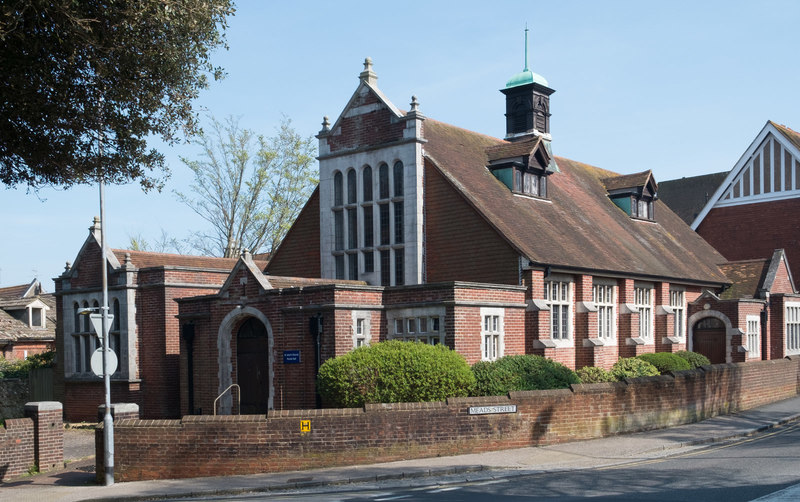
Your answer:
692;121;800;229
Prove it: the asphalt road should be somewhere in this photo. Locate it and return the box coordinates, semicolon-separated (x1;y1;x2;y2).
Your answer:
169;421;800;501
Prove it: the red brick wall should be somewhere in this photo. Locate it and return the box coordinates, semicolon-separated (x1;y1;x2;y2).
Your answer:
102;356;800;482
772;258;795;294
265;189;321;278
0;418;34;481
424;160;520;285
0;402;64;482
326;91;405;153
697;198;800;275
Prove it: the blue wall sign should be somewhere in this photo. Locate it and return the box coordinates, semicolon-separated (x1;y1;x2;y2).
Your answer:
283;350;301;364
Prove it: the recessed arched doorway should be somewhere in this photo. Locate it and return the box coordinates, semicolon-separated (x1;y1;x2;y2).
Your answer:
692;317;727;364
236;317;269;414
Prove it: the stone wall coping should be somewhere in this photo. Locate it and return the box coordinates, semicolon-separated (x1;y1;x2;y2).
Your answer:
98;403;139;413
24;401;63;411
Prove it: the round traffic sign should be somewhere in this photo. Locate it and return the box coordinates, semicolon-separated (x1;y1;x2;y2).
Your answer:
90;347;118;377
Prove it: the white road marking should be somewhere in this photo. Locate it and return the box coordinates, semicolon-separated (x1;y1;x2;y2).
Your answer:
750;482;800;501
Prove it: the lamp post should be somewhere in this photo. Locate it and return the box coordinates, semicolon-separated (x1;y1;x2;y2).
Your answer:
98;176;114;486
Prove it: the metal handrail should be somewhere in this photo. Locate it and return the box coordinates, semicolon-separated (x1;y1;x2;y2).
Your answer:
213;384;241;416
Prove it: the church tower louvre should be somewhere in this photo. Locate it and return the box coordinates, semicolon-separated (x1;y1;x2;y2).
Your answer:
501;27;555;142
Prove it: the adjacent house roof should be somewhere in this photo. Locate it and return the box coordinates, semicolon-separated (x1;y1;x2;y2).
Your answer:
0;281;55;343
422;119;730;286
110;249;268;272
718;249;795;300
658;171;728;225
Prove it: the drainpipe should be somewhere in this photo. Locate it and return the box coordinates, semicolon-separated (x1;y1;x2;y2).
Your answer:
761;292;770;360
182;324;195;414
309;313;323;408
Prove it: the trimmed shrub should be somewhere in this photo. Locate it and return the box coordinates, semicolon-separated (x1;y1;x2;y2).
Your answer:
316;341;475;408
577;366;617;384
674;350;711;369
636;353;691;374
471;355;580;396
611;357;660;380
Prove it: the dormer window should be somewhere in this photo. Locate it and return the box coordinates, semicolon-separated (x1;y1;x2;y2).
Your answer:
603;170;658;222
486;136;558;199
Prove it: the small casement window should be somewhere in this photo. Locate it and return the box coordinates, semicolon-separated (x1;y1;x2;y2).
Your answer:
353;314;371;349
333;171;343;206
670;290;685;338
347;169;357;205
544;280;572;340
746;315;760;357
378;163;389;199
515;169;547;198
786;303;800;355
632;196;655;220
362;166;373;202
390;313;443;345
30;307;43;327
634;285;654;341
481;312;503;361
393;161;404;197
592;282;615;340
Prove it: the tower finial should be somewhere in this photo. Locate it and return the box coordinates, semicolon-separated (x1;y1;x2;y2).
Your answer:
524;24;530;72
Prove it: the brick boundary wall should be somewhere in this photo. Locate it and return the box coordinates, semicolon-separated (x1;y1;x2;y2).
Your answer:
0;417;34;481
99;357;800;482
0;401;63;482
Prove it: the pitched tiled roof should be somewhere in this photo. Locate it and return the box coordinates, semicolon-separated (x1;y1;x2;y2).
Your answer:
422;119;729;285
111;250;268;271
0;280;39;300
602;170;655;192
658;171;728;225
772;121;800;152
485;136;541;161
0;293;56;343
718;259;770;300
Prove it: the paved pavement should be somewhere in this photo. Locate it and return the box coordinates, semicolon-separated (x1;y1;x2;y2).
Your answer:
3;395;800;502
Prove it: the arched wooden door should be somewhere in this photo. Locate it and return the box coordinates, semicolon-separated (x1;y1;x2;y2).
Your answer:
692;317;726;364
236;317;269;414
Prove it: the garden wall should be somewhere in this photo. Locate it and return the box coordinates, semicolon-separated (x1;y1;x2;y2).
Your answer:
101;357;800;482
0;402;63;482
0;378;30;421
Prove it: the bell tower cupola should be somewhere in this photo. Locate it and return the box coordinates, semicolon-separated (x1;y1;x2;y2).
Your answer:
501;26;555;142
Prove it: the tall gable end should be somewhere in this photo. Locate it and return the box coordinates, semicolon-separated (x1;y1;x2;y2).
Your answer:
318;59;421;158
693;121;800;229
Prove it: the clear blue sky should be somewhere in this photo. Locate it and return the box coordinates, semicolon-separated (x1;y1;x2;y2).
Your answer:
2;0;799;290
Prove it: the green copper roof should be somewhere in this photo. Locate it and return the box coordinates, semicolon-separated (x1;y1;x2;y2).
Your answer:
506;69;549;89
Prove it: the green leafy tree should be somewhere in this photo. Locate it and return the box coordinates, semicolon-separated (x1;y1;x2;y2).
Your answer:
0;0;234;190
176;116;318;257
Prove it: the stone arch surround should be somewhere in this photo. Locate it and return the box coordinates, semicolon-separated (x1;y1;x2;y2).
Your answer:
217;306;274;414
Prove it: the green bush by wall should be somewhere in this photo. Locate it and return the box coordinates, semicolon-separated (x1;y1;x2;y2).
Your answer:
471;355;580;396
636;353;692;374
577;366;617;384
611;357;660;380
316;341;475;408
674;351;711;369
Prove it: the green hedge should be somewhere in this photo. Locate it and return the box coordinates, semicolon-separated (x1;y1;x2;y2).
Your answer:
636;352;691;374
0;351;54;379
611;357;659;380
471;355;580;396
576;366;617;384
316;341;475;408
674;350;711;369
